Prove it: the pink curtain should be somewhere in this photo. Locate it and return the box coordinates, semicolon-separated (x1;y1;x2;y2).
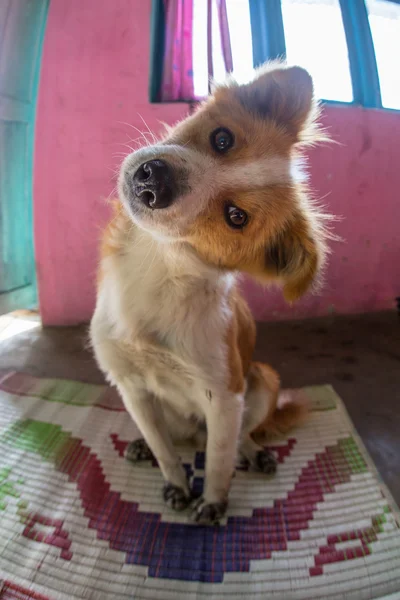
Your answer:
217;0;233;74
207;0;214;84
160;0;194;101
207;0;233;93
160;0;233;101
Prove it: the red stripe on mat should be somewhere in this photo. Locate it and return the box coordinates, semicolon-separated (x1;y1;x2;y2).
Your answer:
0;580;52;600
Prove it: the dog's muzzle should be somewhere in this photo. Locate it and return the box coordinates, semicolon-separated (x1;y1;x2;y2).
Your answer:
131;160;176;209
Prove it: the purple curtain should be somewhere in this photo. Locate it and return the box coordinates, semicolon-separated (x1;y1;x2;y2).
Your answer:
160;0;233;102
160;0;194;101
208;0;233;93
207;0;213;85
217;0;233;74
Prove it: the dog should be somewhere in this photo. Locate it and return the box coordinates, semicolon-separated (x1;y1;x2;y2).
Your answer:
90;62;329;525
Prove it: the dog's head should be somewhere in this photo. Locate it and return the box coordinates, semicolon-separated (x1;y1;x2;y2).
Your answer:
119;62;329;301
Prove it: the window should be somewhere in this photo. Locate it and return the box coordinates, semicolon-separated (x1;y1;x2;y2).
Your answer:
151;0;400;110
225;0;254;85
366;0;400;109
281;0;353;102
193;0;254;98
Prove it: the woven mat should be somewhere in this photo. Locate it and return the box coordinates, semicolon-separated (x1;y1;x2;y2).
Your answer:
0;371;399;600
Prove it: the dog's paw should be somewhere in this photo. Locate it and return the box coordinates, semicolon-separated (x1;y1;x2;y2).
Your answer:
125;438;154;463
163;483;192;511
254;448;277;475
189;497;227;525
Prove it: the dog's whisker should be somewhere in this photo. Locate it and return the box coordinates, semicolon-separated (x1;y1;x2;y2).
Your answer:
137;113;158;144
118;121;155;148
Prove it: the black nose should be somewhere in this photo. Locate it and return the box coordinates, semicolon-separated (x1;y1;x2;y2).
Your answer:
132;160;175;209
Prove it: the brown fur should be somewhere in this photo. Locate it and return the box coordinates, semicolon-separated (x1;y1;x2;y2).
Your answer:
226;289;306;437
101;63;330;440
226;290;256;393
167;65;329;302
211;65;324;431
248;362;309;438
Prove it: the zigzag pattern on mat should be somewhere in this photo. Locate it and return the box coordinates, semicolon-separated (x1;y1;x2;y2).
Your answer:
0;372;399;600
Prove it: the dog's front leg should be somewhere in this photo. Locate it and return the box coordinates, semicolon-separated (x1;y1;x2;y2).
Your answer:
118;379;192;511
191;390;244;525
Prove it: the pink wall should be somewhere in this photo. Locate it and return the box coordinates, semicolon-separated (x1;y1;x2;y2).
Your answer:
34;0;400;326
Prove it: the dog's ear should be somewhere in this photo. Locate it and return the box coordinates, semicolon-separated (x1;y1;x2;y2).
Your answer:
234;64;315;139
263;216;321;302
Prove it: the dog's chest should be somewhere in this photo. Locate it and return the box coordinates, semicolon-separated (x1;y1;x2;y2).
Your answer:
131;283;231;415
106;250;233;404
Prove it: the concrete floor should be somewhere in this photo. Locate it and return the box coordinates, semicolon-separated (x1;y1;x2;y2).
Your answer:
1;310;399;504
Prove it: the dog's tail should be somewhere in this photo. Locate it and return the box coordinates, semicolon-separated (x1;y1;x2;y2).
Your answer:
249;362;310;438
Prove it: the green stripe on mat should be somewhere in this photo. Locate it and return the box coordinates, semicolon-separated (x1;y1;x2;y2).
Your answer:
0;372;337;411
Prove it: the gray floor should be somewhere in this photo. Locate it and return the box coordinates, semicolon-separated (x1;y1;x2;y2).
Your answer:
1;310;399;504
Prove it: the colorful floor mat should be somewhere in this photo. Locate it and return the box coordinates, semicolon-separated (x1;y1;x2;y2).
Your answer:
0;371;399;599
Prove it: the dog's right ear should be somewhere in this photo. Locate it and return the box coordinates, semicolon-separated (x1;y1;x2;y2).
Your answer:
264;221;320;302
233;63;315;140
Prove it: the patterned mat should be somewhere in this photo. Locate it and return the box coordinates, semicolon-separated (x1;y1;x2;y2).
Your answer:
0;371;399;600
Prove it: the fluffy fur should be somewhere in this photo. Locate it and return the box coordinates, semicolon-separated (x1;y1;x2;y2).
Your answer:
90;62;330;525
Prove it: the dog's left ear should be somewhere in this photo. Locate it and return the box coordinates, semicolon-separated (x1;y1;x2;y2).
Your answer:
234;64;315;140
263;215;321;302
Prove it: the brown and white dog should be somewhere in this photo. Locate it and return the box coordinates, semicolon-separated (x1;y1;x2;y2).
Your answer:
90;62;330;525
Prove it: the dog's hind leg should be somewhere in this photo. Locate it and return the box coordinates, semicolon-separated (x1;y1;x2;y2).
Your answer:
125;438;155;462
239;362;280;473
240;361;309;472
125;402;204;466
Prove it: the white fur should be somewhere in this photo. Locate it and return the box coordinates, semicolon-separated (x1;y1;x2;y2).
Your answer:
91;224;247;507
90;62;322;520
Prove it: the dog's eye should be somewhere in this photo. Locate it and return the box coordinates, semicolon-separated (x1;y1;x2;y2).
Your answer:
210;127;234;153
225;205;248;229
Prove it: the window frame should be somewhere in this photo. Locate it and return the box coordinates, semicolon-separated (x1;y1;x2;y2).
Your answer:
150;0;400;111
338;0;381;107
251;0;399;111
149;0;166;103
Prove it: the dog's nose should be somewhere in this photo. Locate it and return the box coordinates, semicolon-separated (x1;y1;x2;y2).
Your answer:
132;160;175;209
